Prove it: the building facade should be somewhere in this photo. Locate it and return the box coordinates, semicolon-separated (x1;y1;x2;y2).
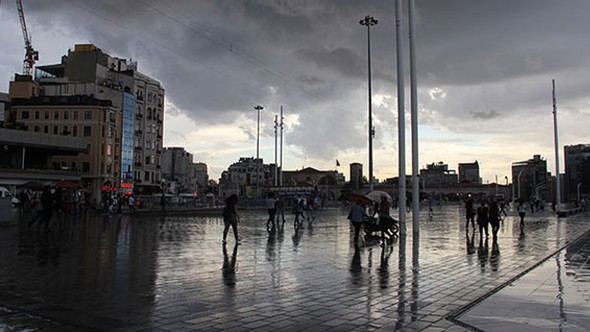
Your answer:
9;96;121;204
511;155;548;200
349;163;363;191
458;161;481;184
564;144;590;200
34;44;165;194
420;162;458;189
161;147;197;194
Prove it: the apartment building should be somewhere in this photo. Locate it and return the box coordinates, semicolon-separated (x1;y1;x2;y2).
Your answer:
34;44;165;194
10;95;121;203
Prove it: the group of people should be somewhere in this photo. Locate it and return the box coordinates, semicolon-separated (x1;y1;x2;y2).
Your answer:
347;196;395;246
220;193;322;245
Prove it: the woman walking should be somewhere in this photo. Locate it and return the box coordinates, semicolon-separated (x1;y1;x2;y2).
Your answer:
222;194;240;245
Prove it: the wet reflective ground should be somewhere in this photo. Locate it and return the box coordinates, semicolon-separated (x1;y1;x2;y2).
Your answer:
0;205;589;331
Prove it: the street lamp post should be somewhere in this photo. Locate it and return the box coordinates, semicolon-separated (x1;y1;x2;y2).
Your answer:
359;15;378;192
254;105;264;196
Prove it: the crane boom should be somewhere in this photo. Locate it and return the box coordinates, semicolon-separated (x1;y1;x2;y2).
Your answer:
16;0;38;76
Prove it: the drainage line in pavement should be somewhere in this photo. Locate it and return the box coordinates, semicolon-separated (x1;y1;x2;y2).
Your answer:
446;227;590;330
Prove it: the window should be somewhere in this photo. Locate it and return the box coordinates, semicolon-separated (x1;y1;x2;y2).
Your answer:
107;144;112;156
64;111;69;120
44;111;49;119
54;111;59;120
73;111;79;120
44;125;48;133
21;111;30;120
34;125;40;132
53;126;58;134
73;126;78;137
35;111;40;119
145;171;149;181
84;111;92;120
63;125;69;135
145;156;150;165
82;162;90;173
83;126;92;137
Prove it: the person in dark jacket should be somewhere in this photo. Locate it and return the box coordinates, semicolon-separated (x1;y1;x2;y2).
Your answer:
222;194;240;245
488;199;500;239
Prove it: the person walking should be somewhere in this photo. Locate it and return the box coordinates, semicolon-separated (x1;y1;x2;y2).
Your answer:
476;201;489;238
465;194;475;231
517;200;526;232
265;192;277;230
128;195;136;214
378;196;392;245
275;195;286;225
348;201;368;246
489;198;500;239
222;194;240;245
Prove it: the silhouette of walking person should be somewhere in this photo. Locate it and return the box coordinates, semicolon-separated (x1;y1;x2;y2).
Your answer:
476;201;489;238
465;194;475;231
517;200;526;233
489;198;500;240
222;194;240;245
348;201;367;246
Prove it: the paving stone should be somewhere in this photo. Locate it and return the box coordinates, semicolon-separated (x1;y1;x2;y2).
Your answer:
0;207;588;331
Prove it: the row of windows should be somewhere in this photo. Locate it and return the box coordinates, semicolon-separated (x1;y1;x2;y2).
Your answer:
51;161;91;173
133;170;160;183
30;124;92;137
21;110;93;121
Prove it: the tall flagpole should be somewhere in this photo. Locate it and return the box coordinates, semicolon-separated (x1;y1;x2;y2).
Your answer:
274;114;278;186
552;79;561;213
409;0;419;235
395;0;407;234
280;106;284;187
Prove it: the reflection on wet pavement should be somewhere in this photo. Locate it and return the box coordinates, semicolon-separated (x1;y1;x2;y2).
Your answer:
0;204;588;331
458;229;590;331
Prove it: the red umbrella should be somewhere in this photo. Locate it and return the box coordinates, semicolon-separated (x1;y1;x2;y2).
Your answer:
53;180;80;190
345;193;372;205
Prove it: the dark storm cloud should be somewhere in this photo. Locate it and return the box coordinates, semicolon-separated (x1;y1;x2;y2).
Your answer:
470;110;499;120
3;0;590;174
296;47;364;79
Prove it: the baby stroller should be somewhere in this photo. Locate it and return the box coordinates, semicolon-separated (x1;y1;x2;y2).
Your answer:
363;214;399;244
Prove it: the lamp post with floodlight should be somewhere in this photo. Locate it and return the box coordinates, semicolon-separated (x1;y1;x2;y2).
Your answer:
359;15;378;191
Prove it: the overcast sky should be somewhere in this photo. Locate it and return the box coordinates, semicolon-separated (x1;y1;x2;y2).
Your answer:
1;0;589;183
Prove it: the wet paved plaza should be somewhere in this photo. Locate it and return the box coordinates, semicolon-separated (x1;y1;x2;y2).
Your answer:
0;204;589;331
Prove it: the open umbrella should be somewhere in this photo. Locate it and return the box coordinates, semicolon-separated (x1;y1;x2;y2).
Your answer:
366;190;393;203
345;193;372;205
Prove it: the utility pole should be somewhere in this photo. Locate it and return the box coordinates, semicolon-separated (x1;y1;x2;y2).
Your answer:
395;0;407;234
409;0;419;236
274;114;278;186
552;79;561;213
280;106;284;187
254;105;264;197
359;15;378;192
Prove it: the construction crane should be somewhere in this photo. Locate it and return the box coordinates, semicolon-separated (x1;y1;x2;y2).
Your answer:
16;0;38;76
